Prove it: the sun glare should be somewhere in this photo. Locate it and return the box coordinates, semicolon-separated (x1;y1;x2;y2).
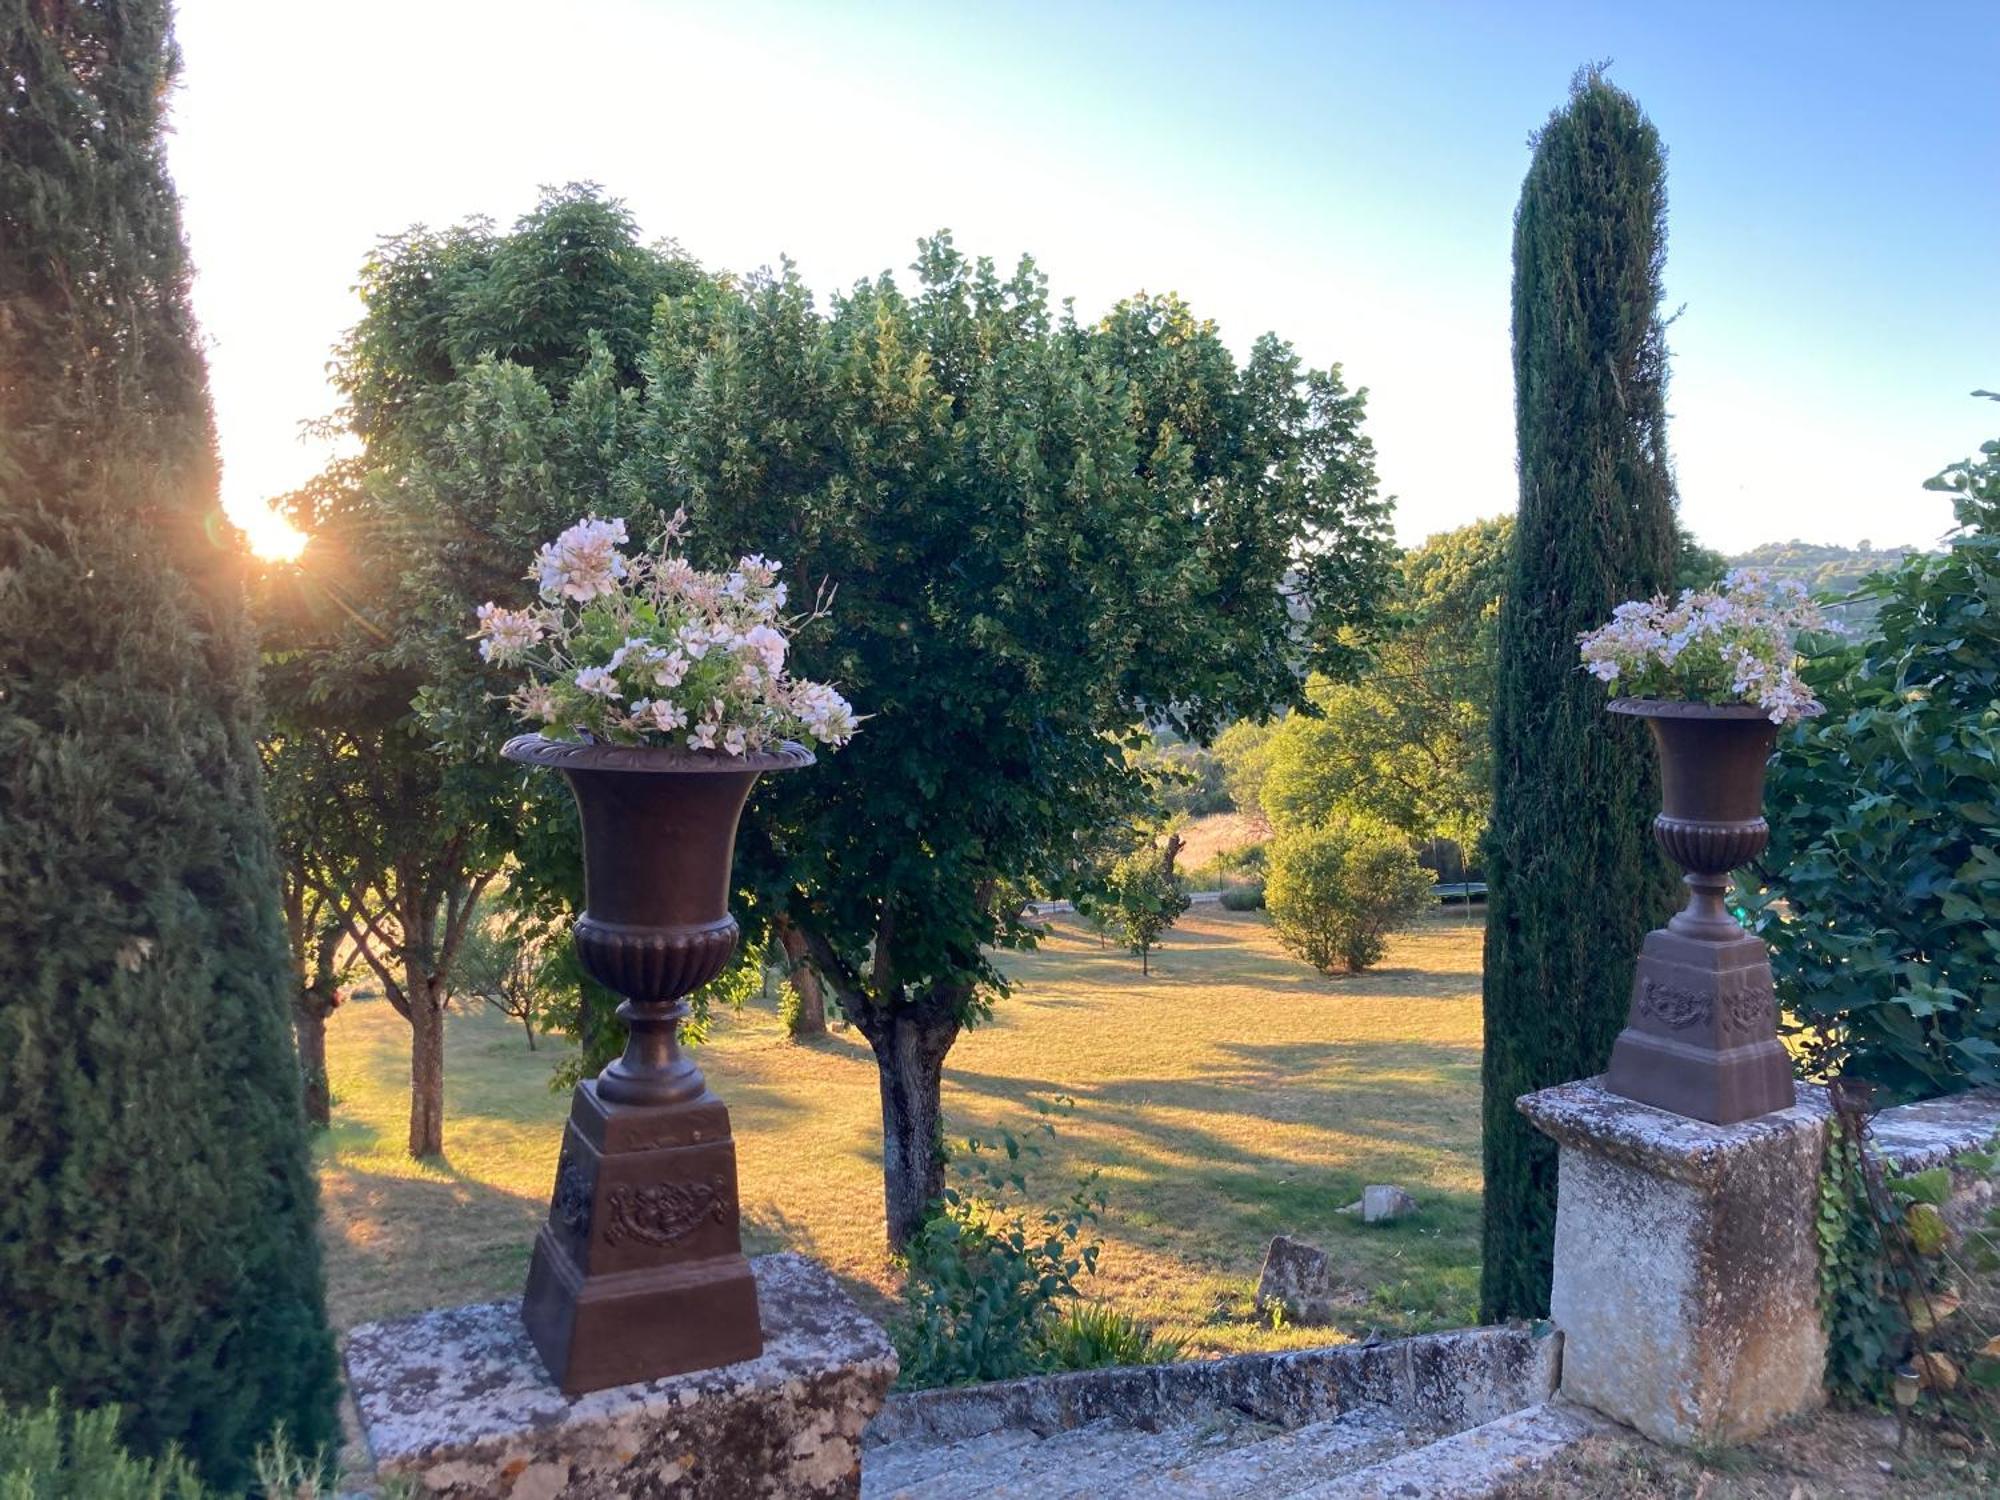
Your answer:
236;502;309;563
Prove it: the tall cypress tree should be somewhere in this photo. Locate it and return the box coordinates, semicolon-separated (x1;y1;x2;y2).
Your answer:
1479;69;1683;1320
0;1;338;1484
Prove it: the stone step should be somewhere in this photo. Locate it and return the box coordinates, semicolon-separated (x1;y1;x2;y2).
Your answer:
864;1415;1262;1499
1123;1406;1429;1497
1293;1399;1609;1499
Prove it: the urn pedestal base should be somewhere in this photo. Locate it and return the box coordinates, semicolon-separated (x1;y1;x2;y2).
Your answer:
1605;928;1795;1127
523;1079;763;1395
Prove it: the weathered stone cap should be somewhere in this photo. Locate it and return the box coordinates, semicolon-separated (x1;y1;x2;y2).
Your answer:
1522;1078;2000;1185
1862;1086;2000;1172
1517;1077;1829;1190
345;1252;895;1487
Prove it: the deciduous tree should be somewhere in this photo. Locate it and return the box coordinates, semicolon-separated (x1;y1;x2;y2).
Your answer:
315;197;1393;1248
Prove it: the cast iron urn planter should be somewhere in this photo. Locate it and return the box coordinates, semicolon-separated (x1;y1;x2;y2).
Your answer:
503;733;813;1394
1602;699;1796;1125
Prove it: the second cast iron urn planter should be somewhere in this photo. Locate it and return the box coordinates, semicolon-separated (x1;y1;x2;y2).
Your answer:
504;733;813;1395
1601;699;1795;1126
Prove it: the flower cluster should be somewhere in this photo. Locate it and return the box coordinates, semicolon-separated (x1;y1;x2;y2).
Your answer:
476;514;859;754
1578;569;1834;725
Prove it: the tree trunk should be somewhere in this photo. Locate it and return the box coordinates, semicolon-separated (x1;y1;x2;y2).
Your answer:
855;997;961;1250
775;917;826;1038
292;989;332;1128
407;972;447;1159
522;1011;537;1050
1141;943;1150;976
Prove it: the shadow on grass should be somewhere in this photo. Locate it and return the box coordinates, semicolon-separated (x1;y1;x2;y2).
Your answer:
320;1160;546;1329
743;1203;897;1324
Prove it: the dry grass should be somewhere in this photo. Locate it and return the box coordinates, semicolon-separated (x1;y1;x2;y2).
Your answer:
317;906;1485;1355
1174;810;1272;871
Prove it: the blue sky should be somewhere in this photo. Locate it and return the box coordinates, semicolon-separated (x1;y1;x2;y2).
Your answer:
169;0;1998;558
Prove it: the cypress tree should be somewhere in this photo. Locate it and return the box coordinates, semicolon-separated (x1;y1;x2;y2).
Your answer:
1479;69;1683;1320
0;1;339;1484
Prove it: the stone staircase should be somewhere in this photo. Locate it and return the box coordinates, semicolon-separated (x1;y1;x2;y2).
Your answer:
863;1325;1606;1498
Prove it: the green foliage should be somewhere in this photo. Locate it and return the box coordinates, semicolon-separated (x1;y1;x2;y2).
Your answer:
0;1397;208;1499
1219;883;1268;912
1261;517;1509;851
891;1112;1106;1388
1036;1303;1187;1372
1266;819;1432;974
1747;401;2000;1099
451;911;554;1048
1104;844;1192;973
269;187;706;1149
1212;719;1279;818
1127;733;1233;817
1818;1116;2000;1413
1819;1119;1905;1402
0;2;337;1482
333;192;1395;1243
1481;69;1686;1321
777;975;810;1037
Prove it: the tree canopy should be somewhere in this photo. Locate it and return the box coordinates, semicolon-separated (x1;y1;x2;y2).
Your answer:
1260;516;1510;852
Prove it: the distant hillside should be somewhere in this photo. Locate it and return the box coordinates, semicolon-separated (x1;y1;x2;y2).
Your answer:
1725;540;1932;629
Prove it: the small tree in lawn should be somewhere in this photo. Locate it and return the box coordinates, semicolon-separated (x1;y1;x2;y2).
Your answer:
1267;819;1433;974
1107;845;1191;976
454;912;553;1049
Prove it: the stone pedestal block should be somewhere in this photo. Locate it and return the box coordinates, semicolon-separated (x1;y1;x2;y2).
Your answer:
1518;1078;1827;1447
345;1254;896;1499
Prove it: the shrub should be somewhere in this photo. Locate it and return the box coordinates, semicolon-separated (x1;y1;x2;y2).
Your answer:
891;1112;1104;1388
0;1397;208;1499
1267;819;1432;974
1748;407;2000;1099
1035;1303;1186;1372
1220;884;1267;912
0;4;338;1481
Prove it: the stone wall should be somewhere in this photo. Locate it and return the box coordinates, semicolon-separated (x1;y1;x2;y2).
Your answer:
864;1323;1561;1450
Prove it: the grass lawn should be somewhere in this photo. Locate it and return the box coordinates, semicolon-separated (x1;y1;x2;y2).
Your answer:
317;905;1487;1357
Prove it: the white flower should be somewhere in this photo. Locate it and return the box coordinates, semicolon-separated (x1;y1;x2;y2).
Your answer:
736;554;781;587
633;697;688;733
650;649;689;689
739;623;788;675
1578;572;1825;724
679;621;718;660
792;681;858;745
475;603;544;662
723;726;748;756
605;636;652;672
535;517;629;603
687;721;719;751
517;682;559;722
574;665;622;699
